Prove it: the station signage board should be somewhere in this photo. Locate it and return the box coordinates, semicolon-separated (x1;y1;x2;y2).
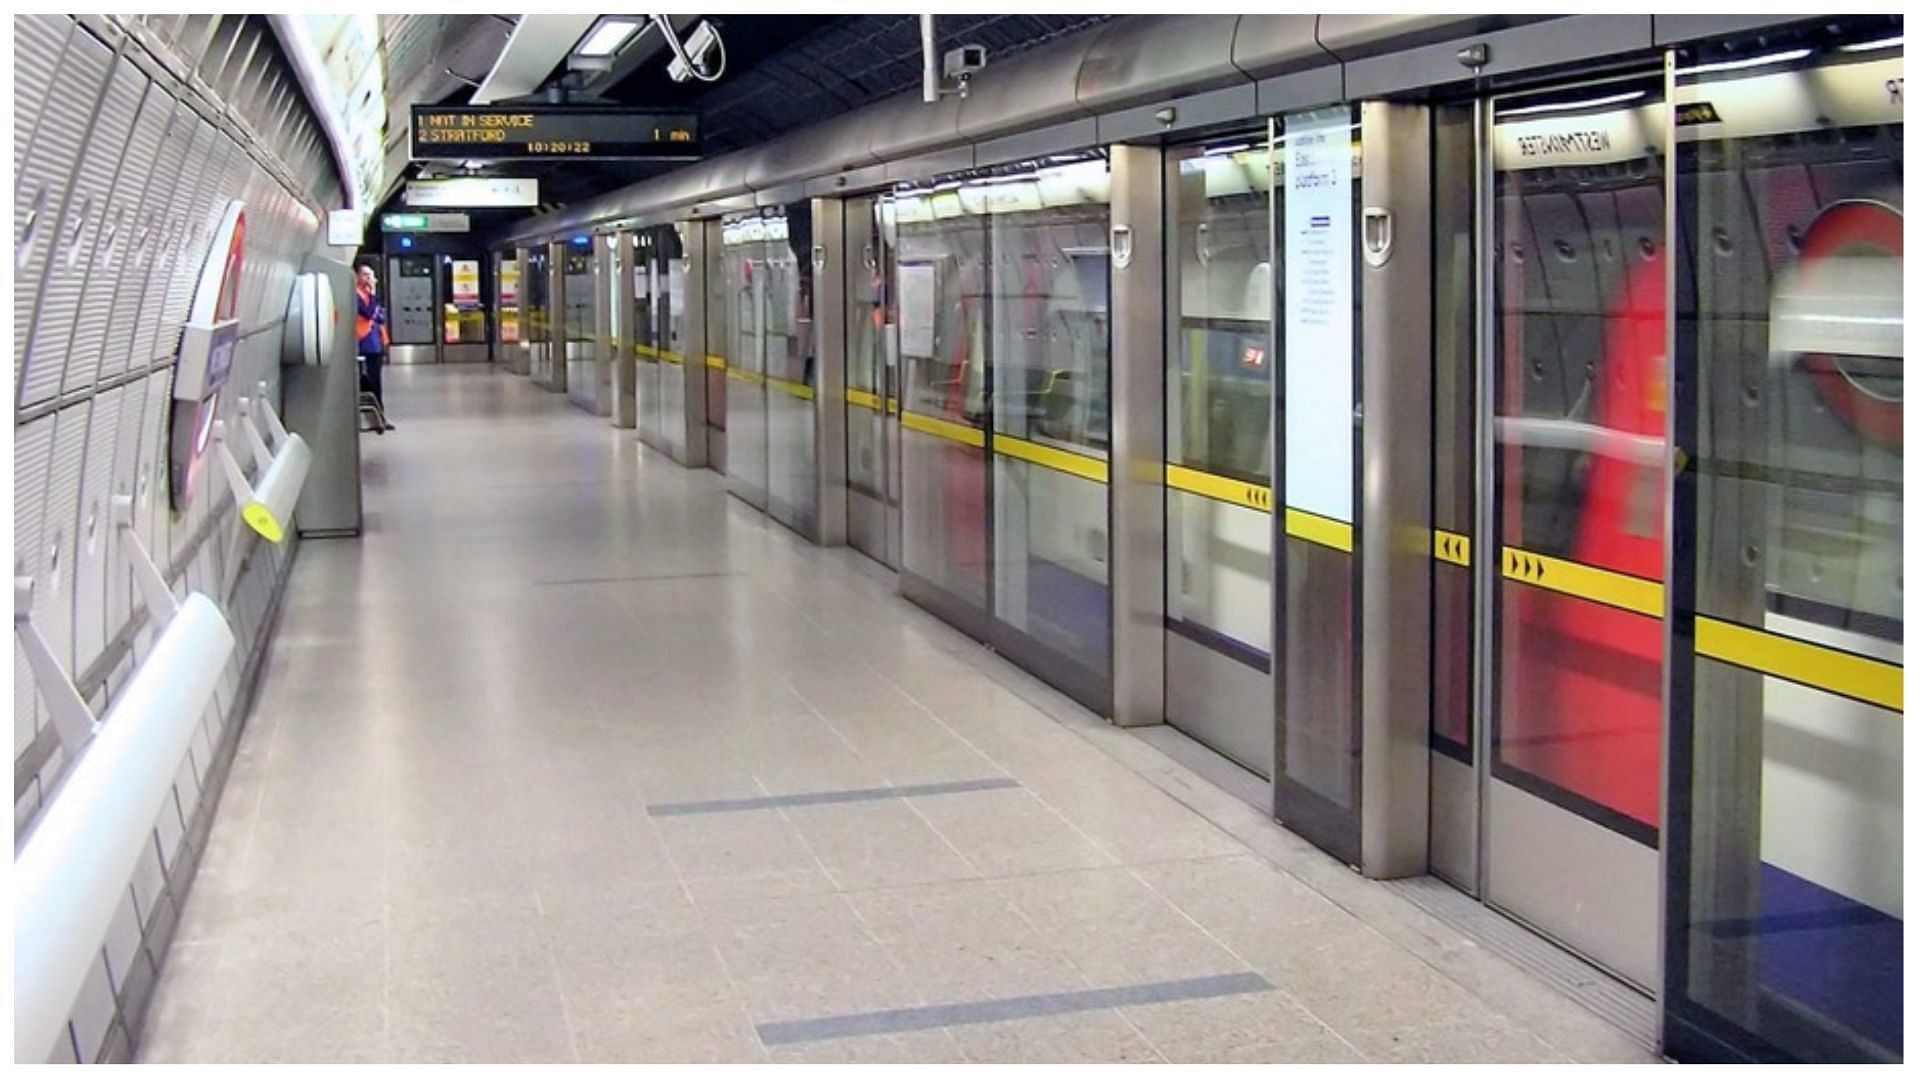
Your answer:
410;105;700;161
404;176;540;208
380;212;471;234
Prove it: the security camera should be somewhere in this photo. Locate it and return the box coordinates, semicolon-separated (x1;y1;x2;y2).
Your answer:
667;20;721;83
943;44;987;80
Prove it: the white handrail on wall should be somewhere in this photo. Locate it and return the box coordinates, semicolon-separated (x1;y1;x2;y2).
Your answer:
12;590;235;1063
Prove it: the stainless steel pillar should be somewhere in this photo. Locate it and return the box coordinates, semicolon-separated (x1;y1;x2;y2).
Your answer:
606;233;636;428
1108;143;1166;729
676;220;710;467
811;197;848;546
1356;101;1434;878
540;240;567;392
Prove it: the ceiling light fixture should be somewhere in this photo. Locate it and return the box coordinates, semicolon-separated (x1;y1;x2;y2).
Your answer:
1676;47;1812;77
577;19;640;58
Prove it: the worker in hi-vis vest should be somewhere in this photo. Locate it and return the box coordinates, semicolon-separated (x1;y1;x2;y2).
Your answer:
356;263;394;430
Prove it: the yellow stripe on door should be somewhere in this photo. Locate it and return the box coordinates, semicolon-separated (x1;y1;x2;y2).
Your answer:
1501;547;1664;618
994;435;1108;484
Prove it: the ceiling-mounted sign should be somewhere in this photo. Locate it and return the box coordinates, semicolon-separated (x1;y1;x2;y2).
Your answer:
380;212;471;234
404;177;541;208
410;104;700;161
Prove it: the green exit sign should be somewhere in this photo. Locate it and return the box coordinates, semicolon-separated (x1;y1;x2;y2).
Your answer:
380;212;470;233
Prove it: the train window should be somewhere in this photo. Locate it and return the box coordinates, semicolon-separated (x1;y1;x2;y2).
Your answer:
1668;21;1904;1063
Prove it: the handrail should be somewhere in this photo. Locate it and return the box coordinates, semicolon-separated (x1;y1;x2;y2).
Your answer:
12;590;234;1063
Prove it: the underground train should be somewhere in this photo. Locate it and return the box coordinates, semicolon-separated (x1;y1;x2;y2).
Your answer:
494;14;1903;1063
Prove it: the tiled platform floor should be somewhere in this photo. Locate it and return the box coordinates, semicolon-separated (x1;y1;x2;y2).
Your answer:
138;366;1661;1064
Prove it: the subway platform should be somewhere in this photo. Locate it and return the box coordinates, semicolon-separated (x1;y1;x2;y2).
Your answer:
137;365;1658;1064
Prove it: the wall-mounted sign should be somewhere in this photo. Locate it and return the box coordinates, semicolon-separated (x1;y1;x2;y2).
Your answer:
404;176;541;208
410;105;700;161
1280;106;1355;525
380;212;470;234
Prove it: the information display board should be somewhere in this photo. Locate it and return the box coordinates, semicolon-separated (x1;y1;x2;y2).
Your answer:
405;177;539;208
1281;107;1356;524
411;105;700;161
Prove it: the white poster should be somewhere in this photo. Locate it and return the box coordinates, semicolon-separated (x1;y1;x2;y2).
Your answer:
1282;107;1355;524
898;262;937;359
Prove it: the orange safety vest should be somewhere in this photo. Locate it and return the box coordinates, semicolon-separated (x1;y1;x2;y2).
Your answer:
355;285;390;349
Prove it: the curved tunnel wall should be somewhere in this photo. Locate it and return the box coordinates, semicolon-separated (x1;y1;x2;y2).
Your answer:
13;14;344;1063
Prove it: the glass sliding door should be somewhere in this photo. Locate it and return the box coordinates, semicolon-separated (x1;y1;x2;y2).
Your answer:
895;185;989;610
1665;19;1904;1063
720;214;769;508
633;230;664;449
1164;133;1276;777
844;194;899;566
891;153;1116;712
1482;71;1669;990
986;158;1112;695
764;203;818;537
659;223;691;460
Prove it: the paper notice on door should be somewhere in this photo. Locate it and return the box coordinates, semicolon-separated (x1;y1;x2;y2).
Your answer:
898;262;937;359
1282;106;1356;524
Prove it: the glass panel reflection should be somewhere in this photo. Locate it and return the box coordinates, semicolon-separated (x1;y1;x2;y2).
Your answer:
1490;76;1668;839
1670;23;1904;1063
894;183;988;606
1166;137;1274;664
986;158;1111;674
765;202;817;535
721;213;770;507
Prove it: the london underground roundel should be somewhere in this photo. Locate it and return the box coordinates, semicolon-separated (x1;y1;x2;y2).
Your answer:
168;200;247;512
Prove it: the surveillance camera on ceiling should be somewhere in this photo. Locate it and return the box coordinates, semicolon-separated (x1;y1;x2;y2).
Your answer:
667;20;721;83
943;44;987;80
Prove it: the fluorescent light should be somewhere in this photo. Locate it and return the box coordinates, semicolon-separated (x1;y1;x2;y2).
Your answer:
578;19;639;58
1678;47;1812;77
1500;89;1646;118
1202;142;1255;158
1841;35;1903;53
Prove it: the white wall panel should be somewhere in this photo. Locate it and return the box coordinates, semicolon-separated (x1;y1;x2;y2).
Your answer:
63;62;153;392
38;402;94;679
154;117;217;367
15;416;58;755
133;372;171;584
131;101;194;370
90;83;170;382
49;56;148;400
16;25;114;409
105;380;148;649
71;385;124;673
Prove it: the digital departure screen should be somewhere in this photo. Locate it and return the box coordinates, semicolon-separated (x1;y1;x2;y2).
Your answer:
410;105;701;161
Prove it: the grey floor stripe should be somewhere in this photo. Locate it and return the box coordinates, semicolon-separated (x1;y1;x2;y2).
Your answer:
646;776;1020;817
757;971;1274;1046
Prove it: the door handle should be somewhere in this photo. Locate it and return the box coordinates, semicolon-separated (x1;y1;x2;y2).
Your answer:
1195;221;1211;268
1110;224;1134;270
812;244;827;269
1362;206;1394;268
